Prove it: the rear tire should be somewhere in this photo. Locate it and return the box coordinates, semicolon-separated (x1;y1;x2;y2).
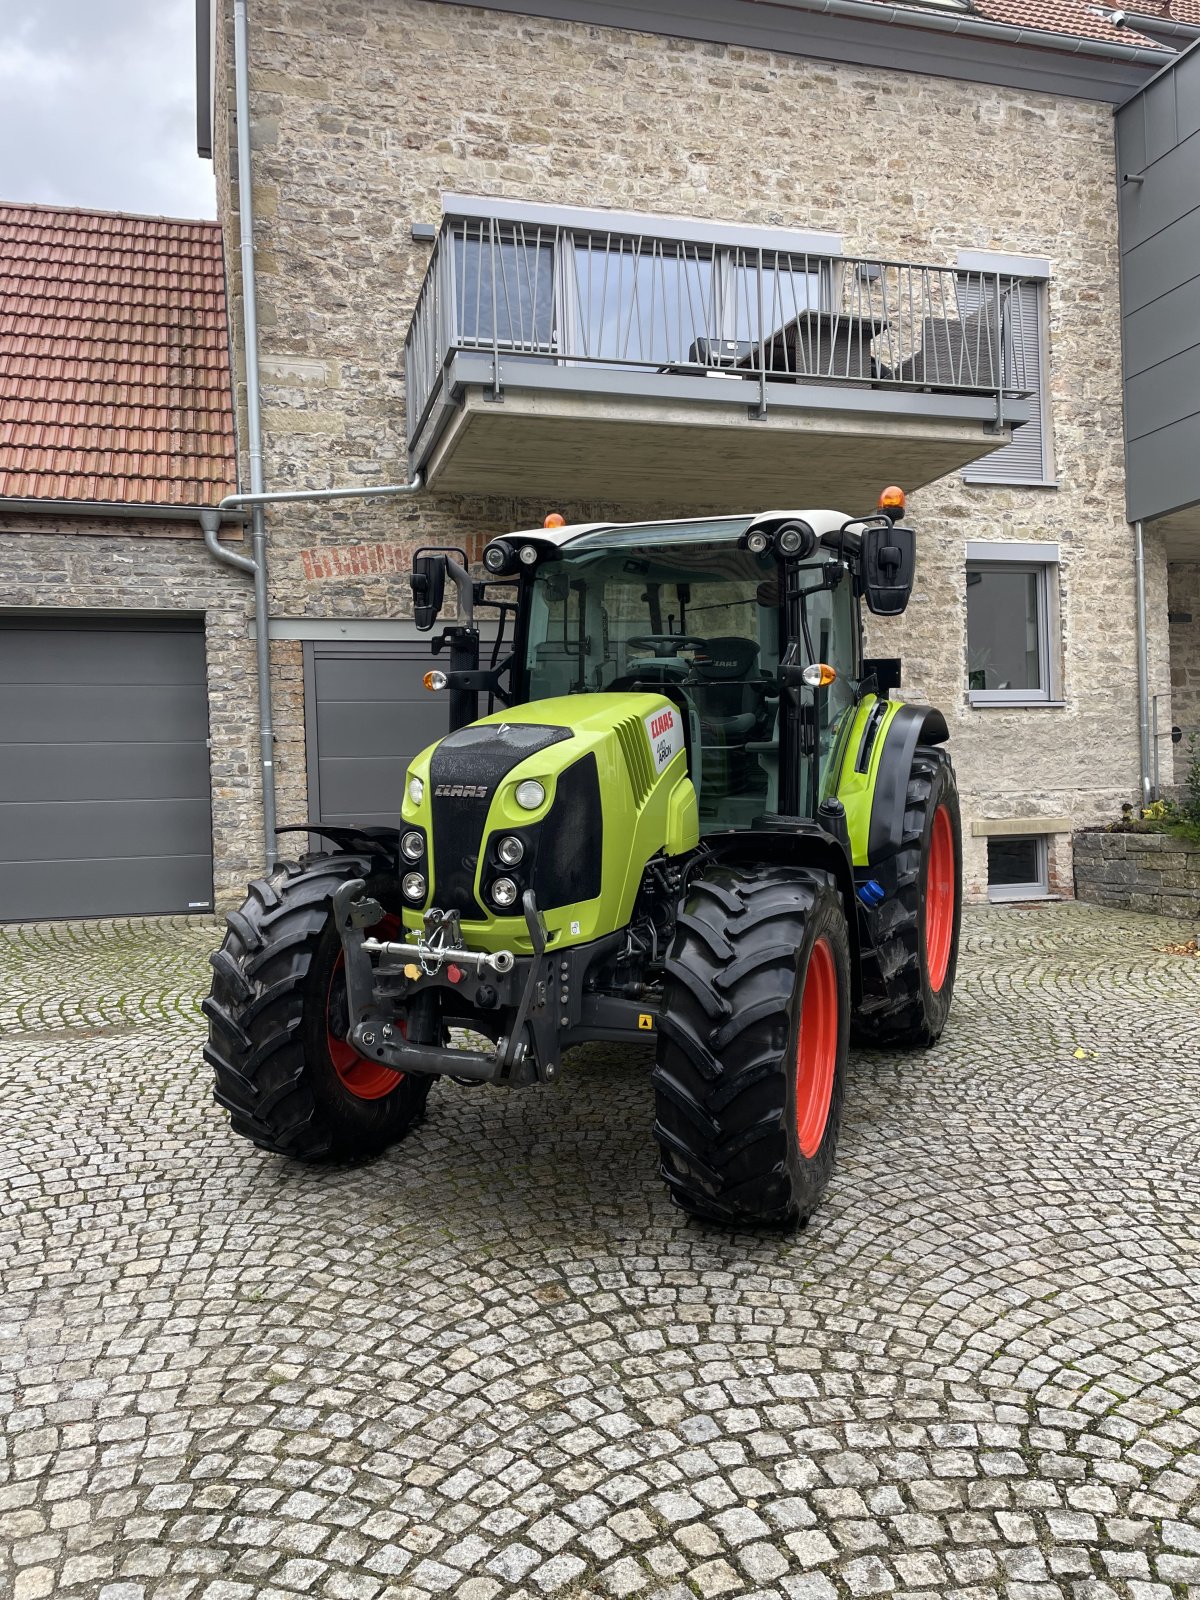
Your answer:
203;853;431;1160
853;747;962;1049
652;864;851;1228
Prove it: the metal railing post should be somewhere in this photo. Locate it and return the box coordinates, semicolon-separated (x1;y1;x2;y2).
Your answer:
489;216;502;403
756;248;767;418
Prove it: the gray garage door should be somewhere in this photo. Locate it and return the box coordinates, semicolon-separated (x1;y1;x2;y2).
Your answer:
306;640;456;827
0;618;213;920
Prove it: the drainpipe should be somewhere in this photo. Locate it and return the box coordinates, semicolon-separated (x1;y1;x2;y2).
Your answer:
211;0;428;870
229;0;280;866
1133;519;1152;806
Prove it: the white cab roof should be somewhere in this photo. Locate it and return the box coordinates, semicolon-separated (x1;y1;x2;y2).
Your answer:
498;509;855;552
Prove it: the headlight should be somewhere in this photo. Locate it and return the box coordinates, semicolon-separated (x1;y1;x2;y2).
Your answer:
515;779;545;811
491;877;518;908
401;831;424;862
408;775;424;806
402;871;426;901
497;835;524;866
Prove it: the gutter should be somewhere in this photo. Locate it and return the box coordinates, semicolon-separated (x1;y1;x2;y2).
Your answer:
0;497;244;523
753;0;1172;64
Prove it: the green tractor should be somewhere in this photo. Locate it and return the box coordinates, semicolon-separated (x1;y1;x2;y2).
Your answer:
205;489;961;1228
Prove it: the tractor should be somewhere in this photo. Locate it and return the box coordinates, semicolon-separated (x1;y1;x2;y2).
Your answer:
204;488;961;1228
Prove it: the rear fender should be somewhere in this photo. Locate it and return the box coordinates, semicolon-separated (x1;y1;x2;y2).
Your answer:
703;828;861;1003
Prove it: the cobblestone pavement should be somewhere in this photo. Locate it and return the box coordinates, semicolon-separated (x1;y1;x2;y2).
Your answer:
3;904;1200;1600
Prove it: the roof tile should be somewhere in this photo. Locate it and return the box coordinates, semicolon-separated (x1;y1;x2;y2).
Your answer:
0;202;235;508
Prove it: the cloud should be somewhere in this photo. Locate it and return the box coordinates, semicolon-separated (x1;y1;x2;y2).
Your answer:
0;0;215;219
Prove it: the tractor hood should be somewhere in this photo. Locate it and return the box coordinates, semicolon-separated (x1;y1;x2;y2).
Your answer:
400;693;699;952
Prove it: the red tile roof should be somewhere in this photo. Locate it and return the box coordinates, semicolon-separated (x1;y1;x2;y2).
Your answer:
0;203;236;508
854;0;1188;51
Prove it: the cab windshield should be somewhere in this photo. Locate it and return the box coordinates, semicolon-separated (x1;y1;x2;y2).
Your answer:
523;529;858;829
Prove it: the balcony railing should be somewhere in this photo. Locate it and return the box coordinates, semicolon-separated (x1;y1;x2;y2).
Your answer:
405;205;1037;452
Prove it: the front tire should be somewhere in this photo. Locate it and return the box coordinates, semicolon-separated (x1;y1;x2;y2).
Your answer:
652;864;851;1228
203;853;431;1160
853;747;962;1049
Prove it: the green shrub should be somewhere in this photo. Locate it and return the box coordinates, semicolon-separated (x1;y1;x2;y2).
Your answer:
1184;733;1200;828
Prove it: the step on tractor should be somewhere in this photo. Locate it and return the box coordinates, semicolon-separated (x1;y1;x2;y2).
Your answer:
205;487;962;1228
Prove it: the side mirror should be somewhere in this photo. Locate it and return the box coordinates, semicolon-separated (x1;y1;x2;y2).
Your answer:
861;525;916;617
410;553;447;631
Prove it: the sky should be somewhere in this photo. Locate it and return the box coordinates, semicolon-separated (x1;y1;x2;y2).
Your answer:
0;0;216;220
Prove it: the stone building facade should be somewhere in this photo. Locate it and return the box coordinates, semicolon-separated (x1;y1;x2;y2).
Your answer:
196;0;1177;904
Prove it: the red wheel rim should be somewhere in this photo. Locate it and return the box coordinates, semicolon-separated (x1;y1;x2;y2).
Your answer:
326;912;405;1100
795;936;838;1160
925;805;955;995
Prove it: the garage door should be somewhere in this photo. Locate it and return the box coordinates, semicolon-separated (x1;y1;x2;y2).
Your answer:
0;618;213;920
306;640;456;827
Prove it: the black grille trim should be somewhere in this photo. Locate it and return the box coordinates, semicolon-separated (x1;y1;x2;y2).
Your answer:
429;722;571;916
532;753;603;910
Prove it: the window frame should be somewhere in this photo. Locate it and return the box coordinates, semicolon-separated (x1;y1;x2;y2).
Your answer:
957;250;1056;489
986;834;1050;902
965;540;1063;708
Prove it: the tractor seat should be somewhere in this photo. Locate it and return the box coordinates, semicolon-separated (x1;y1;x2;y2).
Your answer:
686;637;774;796
687;636;769;728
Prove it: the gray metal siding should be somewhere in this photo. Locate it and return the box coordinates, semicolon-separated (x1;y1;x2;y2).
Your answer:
1118;41;1200;523
0;620;214;920
307;642;451;828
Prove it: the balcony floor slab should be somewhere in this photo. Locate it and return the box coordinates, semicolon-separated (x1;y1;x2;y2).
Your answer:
415;366;1025;511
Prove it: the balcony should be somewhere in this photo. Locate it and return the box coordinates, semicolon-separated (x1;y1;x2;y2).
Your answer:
405;199;1035;512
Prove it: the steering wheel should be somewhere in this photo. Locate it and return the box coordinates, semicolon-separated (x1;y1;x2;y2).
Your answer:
625;634;707;659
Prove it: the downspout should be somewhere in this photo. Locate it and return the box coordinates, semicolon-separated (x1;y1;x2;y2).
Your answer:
1134;520;1155;804
209;1;427;870
232;0;278;868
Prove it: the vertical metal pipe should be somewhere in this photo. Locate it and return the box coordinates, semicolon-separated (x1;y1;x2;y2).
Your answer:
233;0;277;866
1134;519;1152;808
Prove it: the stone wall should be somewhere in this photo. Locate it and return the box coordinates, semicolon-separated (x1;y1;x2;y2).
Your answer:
1074;829;1200;919
206;0;1169;898
1168;561;1200;784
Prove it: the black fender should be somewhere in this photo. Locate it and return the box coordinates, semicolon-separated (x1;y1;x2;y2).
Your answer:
274;823;400;871
866;704;950;864
703;826;862;1003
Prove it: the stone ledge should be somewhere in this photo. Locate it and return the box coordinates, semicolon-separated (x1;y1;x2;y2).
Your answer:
1074;829;1200;918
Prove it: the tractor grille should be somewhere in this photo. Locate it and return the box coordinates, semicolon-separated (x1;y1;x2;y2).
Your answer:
615;714;655;807
428;721;571;916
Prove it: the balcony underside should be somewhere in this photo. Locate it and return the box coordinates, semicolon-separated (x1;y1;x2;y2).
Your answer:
1149;503;1200;560
414;358;1030;512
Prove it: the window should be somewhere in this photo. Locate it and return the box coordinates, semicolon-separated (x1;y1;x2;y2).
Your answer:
453;226;556;352
958;252;1054;487
987;835;1049;901
965;541;1061;706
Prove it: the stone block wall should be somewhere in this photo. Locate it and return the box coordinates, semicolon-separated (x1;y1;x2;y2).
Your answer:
1074;828;1200;919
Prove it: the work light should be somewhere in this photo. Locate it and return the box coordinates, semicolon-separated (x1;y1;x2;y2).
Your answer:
491;877;519;907
497;836;525;866
401;831;424;861
402;872;426;901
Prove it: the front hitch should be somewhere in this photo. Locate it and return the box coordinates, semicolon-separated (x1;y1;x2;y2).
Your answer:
330;880;556;1085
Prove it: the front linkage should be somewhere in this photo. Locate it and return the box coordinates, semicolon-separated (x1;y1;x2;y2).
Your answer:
331;879;653;1087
